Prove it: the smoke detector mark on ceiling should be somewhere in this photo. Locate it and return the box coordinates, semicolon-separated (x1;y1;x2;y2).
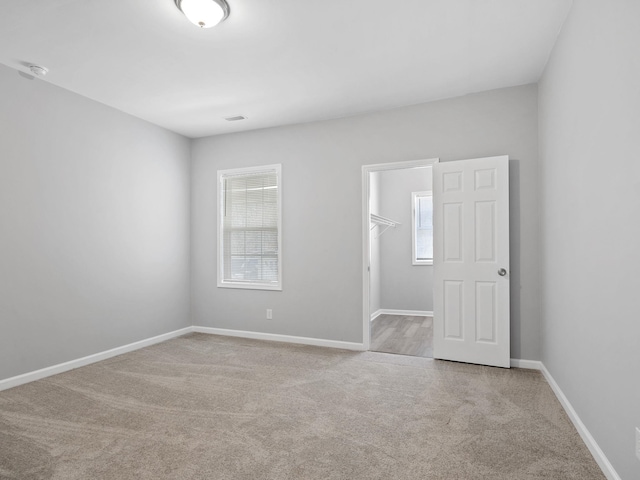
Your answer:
225;115;247;122
29;65;48;76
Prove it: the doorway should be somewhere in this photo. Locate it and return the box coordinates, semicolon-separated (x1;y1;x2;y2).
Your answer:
362;158;439;357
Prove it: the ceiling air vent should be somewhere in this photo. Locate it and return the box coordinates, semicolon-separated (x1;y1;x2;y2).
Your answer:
225;115;247;122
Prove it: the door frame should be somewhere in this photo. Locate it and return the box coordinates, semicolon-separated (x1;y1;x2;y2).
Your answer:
361;158;439;351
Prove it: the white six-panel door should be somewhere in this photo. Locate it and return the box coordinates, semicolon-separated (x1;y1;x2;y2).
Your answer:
433;156;510;368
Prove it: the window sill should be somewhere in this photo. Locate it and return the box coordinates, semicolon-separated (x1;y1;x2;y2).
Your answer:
412;260;433;266
217;282;282;291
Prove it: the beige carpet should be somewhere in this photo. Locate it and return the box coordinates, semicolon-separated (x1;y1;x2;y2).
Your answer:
0;333;604;480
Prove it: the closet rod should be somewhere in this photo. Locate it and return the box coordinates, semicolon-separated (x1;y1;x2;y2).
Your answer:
370;213;401;237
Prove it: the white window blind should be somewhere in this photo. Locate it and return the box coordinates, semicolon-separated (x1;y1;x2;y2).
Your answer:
412;191;433;265
218;165;281;290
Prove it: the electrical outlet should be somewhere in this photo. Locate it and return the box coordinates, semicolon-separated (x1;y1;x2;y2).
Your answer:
266;309;272;320
636;427;640;461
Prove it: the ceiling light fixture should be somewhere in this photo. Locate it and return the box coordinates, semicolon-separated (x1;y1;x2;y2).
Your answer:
174;0;229;28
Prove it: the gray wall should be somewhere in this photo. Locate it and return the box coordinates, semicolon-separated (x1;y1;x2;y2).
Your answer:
539;1;640;478
0;64;191;381
378;167;433;312
369;172;381;315
191;83;540;360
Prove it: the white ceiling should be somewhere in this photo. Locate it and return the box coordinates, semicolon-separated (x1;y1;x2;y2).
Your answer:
0;0;572;138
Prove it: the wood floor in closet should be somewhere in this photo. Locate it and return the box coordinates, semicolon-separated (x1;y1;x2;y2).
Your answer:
370;314;432;358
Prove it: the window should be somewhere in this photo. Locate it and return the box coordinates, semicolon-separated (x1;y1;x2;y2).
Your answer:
412;191;433;265
218;164;282;290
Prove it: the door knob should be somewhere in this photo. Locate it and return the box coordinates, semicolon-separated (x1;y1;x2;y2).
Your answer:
498;268;507;276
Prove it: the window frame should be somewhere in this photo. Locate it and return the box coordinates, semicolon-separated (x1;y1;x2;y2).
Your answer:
412;190;433;266
217;164;282;291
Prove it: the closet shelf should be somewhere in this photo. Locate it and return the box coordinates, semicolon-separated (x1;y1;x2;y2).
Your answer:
370;213;400;238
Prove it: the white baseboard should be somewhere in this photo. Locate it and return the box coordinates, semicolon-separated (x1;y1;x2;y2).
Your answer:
0;327;193;392
370;309;433;321
0;325;364;391
499;359;618;479
193;326;365;352
539;363;621;480
510;358;542;369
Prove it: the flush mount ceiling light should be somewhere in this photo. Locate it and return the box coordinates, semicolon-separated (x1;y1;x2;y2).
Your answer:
175;0;229;28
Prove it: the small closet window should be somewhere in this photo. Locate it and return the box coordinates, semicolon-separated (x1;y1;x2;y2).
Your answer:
412;191;433;265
